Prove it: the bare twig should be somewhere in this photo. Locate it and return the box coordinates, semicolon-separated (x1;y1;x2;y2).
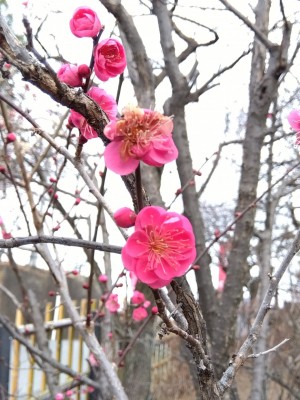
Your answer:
0;314;102;391
218;230;300;394
0;235;122;253
247;338;290;359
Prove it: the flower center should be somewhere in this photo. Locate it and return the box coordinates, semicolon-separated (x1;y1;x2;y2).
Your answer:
148;230;169;255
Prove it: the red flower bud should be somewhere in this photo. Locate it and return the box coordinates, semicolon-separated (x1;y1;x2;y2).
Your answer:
78;64;91;78
151;306;159;315
7;132;16;143
74;197;81;205
113;207;137;228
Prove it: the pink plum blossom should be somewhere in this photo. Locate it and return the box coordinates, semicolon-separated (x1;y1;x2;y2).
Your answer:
122;206;196;288
57;64;82;87
104;107;178;175
94;38;126;81
132;306;148;321
54;394;64;400
69;87;117;140
131;290;145;305
105;293;120;313
114;207;137;228
70;7;102;38
288;109;300;132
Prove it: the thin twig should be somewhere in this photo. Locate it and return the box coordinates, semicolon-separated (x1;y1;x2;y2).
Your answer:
247;338;290;359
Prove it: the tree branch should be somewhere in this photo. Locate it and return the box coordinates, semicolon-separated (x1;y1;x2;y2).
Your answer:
0;235;122;253
217;229;300;394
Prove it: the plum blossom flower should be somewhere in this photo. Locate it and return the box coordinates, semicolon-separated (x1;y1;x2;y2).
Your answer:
94;38;126;81
132;306;148;321
54;394;64;400
70;7;102;38
105;293;120;313
114;207;137;228
104;107;178;175
131;290;145;305
288;109;300;145
122;206;196;289
57;64;82;87
69;87;117;140
288;109;300;132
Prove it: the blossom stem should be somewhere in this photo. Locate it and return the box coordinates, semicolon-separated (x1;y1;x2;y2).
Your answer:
135;164;144;212
83;27;105;93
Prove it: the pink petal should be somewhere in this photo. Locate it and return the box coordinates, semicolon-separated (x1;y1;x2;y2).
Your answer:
148;277;172;289
142;138;178;166
104;141;139;175
135;206;166;230
288;109;300;132
123;231;149;257
121;246;136;271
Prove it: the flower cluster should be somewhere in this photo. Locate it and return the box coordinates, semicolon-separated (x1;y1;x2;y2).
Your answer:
122;206;196;289
56;6;126;141
57;7;126;88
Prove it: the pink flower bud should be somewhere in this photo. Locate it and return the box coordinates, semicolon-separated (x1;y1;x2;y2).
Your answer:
49;177;57;183
78;64;91;78
70;7;102;38
0;165;6;174
57;64;82;87
94;38;126;81
72;270;79;276
54;394;64;400
193;169;202;176
175;188;183;196
98;274;108;283
48;290;56;297
151;306;158;315
113;207;137;228
192;264;200;270
74;197;81;205
7;132;16;143
65;390;73;397
214;229;221;238
2;231;12;239
131;290;145;305
82;283;89;289
52;225;60;232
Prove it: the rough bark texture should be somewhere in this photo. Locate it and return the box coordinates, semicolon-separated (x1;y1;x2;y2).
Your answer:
212;0;291;377
152;1;219;397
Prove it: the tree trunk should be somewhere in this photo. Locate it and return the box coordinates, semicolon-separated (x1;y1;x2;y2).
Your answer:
212;0;291;376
